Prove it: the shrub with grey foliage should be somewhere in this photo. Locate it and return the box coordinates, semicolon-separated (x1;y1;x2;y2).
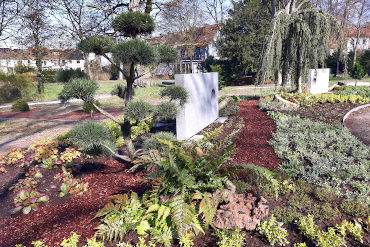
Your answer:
154;102;178;120
124;100;153;122
270;115;370;201
58;78;99;104
69;122;115;155
142;131;176;153
159;85;188;106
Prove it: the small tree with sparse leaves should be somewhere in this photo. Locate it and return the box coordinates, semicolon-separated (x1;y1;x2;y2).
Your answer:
59;12;186;162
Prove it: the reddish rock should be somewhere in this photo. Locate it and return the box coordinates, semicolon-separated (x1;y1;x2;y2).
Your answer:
213;193;269;230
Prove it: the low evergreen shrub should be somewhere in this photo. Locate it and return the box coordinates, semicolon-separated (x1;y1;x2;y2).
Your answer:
11;99;30;112
57;68;87;83
142;131;176;153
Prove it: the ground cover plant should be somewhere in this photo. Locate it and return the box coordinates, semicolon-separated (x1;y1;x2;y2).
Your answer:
1;89;369;246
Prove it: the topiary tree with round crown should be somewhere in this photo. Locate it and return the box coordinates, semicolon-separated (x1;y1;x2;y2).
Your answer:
59;12;186;162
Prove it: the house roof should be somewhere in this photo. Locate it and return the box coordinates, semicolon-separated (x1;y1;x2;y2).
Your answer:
0;48;84;60
149;24;220;48
346;27;370;38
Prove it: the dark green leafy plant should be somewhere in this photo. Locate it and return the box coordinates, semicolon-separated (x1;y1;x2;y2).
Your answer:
350;63;365;81
157;45;179;64
124;100;153;122
57;68;87;83
0;72;34;103
11;99;30;112
59;78;99;104
340;199;369;217
112;12;155;38
159;85;189;106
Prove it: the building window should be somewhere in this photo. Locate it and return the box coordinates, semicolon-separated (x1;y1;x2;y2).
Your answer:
28;60;30;63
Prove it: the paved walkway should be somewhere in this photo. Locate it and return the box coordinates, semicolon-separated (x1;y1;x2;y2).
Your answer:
344;105;370;146
0;94;112;109
0;119;76;154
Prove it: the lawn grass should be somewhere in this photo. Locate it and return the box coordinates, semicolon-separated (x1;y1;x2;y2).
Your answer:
29;80;127;101
329;76;370;86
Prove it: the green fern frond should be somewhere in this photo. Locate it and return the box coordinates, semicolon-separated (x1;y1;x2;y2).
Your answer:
95;219;126;242
170;195;203;237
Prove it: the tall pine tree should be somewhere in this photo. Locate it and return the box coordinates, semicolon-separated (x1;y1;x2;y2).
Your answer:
216;0;272;84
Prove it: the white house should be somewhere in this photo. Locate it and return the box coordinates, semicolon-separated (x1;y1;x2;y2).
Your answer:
0;48;85;74
149;24;220;73
345;28;370;53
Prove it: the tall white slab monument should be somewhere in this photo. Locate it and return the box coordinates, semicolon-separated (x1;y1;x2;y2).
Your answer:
175;72;219;140
306;68;330;94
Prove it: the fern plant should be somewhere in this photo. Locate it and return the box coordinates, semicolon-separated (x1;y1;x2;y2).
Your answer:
95;192;146;242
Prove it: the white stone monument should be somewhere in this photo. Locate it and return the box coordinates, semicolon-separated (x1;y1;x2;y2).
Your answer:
306;68;330;94
175;72;219;140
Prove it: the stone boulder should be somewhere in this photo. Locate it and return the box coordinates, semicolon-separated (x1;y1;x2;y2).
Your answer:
213;193;269;230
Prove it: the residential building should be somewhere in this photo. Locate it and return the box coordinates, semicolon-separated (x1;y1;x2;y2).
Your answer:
345;27;370;52
0;48;85;74
149;24;220;73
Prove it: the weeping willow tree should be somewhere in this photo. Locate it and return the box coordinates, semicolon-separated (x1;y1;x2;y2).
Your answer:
257;0;340;92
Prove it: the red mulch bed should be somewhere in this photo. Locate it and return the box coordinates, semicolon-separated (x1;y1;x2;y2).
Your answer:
0;109;123;121
0;158;148;247
231;100;280;170
0;99;283;246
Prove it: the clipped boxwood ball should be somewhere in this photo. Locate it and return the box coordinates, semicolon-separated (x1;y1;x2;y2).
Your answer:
11;99;30;112
113;12;155;38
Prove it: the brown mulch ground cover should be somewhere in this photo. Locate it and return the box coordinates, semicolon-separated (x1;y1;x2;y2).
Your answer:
1;100;367;247
231;100;280;170
281;102;358;124
0;158;148;247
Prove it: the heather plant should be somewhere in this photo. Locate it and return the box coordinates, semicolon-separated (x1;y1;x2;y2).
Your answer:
293;243;307;247
60;232;80;247
59;148;81;164
333;86;370;98
339;199;369;217
280;92;370;106
297;214;318;239
257;214;289;246
215;228;245;247
316;228;346;247
336;220;364;243
270;115;370;199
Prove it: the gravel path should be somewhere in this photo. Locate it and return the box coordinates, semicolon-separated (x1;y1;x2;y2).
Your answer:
0;119;76;154
344;106;370;146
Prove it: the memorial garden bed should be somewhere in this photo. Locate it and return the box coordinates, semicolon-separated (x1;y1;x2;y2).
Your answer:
0;97;369;247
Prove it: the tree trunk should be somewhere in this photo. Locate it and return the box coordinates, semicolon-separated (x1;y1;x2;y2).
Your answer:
83;53;91;79
120;120;135;160
125;62;135;105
